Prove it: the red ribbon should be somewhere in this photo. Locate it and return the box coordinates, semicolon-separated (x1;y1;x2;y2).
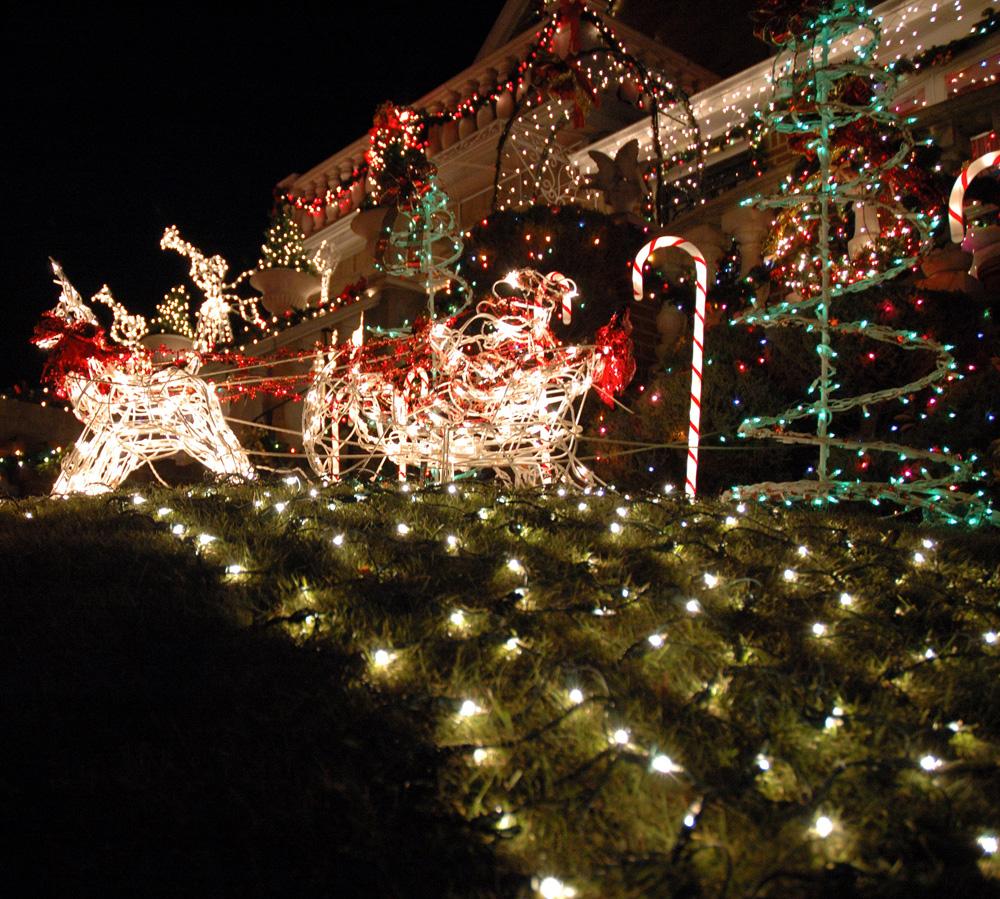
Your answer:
558;0;584;55
593;311;636;406
32;313;134;399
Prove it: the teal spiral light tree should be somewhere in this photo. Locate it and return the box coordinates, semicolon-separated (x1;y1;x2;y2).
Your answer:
730;0;995;525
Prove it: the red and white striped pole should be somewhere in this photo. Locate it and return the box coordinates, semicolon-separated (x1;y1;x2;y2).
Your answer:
546;271;577;324
632;237;707;498
949;151;1000;244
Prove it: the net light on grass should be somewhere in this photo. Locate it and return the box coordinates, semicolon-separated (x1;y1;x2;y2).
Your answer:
979;835;999;855
651;754;683;774
538;876;576;899
813;815;835;838
920;754;943;771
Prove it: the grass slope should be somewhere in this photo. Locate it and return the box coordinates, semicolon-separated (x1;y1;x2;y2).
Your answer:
3;481;1000;898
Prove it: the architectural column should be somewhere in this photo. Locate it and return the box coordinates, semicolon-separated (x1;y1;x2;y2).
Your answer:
350;157;366;209
426;102;444;157
477;69;498;129
459;80;479;140
721;206;771;276
326;172;341;226
340;162;356;214
440;91;461;149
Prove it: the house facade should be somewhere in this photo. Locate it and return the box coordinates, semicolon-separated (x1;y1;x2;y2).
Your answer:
230;0;998;458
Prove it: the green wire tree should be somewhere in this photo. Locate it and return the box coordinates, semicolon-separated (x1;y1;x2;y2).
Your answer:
378;174;471;319
362;103;470;319
731;0;995;525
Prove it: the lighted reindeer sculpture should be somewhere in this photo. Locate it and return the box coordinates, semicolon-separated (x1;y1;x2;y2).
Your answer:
302;269;634;486
34;259;256;494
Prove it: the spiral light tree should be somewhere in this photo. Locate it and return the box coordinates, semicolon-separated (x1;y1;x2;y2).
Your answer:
365;104;470;319
730;0;994;525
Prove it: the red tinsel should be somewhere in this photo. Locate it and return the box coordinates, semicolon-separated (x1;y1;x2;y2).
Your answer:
32;313;134;399
593;310;635;406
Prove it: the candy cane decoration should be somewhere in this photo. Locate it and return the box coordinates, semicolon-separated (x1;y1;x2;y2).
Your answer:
632;237;707;498
548;271;577;324
949;151;1000;244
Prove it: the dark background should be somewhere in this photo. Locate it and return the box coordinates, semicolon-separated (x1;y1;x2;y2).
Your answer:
3;2;767;391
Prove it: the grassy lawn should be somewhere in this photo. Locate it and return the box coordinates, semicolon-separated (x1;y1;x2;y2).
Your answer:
3;480;1000;897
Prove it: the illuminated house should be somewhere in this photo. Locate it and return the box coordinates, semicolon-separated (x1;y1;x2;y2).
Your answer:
234;0;998;451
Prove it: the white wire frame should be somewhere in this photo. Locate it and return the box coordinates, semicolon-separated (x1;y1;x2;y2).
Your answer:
53;359;255;495
302;272;602;486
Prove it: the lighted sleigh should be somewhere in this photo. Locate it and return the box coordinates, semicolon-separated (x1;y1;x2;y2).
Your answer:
302;270;634;486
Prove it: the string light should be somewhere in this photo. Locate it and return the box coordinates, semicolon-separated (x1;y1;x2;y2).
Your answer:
813;815;835;838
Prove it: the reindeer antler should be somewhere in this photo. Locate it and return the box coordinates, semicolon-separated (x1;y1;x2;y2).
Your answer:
48;258;98;326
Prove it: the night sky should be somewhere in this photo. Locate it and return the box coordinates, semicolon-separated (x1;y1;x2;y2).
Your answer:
3;4;511;389
4;2;766;391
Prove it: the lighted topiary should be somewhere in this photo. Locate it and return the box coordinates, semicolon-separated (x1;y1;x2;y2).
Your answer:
258;205;319;275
